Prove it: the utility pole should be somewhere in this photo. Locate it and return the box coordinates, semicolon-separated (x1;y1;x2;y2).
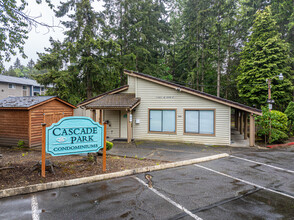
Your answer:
266;73;283;143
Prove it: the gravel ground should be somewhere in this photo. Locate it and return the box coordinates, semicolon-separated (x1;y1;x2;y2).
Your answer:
0;146;166;190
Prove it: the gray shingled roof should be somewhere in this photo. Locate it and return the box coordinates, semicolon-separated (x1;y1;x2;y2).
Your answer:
0;75;43;87
86;93;140;109
0;96;55;108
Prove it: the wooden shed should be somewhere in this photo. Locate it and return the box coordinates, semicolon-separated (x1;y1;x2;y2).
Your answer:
0;96;76;147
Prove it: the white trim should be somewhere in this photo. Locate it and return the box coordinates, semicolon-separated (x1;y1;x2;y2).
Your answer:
31;195;40;220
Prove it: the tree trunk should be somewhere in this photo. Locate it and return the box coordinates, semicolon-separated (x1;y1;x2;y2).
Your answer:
87;70;92;99
201;41;204;92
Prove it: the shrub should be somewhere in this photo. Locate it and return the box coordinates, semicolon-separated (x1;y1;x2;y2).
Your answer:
106;141;113;151
257;106;288;144
285;101;294;136
17;140;25;148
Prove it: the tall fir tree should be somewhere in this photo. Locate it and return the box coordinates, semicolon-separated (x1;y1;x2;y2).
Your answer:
237;6;293;110
103;0;171;81
35;0;121;104
13;58;22;69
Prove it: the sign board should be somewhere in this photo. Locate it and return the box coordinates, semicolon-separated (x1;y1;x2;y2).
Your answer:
268;104;273;110
267;99;275;104
46;117;104;156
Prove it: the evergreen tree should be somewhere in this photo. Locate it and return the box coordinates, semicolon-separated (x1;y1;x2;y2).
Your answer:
13;58;22;69
237;6;293;110
179;0;215;92
103;0;171;80
35;0;121;104
27;59;35;69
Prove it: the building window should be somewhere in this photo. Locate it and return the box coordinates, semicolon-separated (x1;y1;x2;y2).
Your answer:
149;109;176;133
8;84;15;89
184;109;215;135
41;87;44;91
23;86;27;90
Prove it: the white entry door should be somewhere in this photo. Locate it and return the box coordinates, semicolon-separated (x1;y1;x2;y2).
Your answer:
120;110;128;138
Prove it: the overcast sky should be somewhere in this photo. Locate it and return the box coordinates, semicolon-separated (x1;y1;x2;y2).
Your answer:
4;0;103;69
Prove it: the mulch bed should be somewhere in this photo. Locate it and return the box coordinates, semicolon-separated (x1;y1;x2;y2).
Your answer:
0;147;166;190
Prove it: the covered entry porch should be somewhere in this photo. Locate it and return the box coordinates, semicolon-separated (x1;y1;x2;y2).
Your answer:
85;93;141;143
231;108;259;147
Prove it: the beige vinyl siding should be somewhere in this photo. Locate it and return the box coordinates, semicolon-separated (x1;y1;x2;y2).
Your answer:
129;76;231;145
103;110;120;138
74;107;91;117
122;75;136;93
0;82;23;99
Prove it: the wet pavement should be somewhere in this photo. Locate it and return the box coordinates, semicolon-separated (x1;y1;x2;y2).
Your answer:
1;147;294;219
107;140;262;162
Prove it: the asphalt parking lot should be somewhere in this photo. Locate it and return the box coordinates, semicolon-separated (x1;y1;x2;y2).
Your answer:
1;150;294;220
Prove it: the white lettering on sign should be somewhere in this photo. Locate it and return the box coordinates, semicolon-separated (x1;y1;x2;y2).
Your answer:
155;96;174;99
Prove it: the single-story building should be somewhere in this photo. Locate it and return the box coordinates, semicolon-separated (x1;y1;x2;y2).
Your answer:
0;96;76;147
77;70;262;146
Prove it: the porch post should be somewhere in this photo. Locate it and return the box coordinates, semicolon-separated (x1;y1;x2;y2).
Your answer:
127;111;132;143
96;110;100;123
240;111;244;134
235;109;238;130
99;110;103;124
244;112;248;140
249;113;255;147
238;111;241;131
90;109;96;121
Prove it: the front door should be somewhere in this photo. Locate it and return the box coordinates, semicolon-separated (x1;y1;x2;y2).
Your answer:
120;110;128;138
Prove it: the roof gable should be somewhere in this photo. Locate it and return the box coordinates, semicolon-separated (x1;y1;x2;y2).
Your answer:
124;70;262;115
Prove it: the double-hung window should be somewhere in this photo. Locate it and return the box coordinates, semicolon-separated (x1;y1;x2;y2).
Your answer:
149;109;176;133
184;109;215;135
8;84;15;89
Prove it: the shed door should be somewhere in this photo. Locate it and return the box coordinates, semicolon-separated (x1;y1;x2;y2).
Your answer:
44;113;54;126
44;112;72;127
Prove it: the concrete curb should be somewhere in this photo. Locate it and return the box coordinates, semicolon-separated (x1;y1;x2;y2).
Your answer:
267;142;294;149
0;153;229;199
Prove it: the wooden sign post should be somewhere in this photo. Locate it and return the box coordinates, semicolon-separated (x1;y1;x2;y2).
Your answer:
103;123;107;172
41;123;46;178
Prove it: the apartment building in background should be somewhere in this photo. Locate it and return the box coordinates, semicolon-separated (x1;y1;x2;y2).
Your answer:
0;75;47;99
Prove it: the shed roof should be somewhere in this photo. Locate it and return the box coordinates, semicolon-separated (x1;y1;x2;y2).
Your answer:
0;75;44;87
86;93;141;110
124;70;262;115
0;96;76;110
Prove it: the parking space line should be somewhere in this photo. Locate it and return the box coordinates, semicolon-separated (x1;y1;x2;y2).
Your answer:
194;164;294;200
230;155;294;174
31;195;39;220
134;177;203;220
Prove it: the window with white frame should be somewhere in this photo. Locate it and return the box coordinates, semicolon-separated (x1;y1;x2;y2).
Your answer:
8;84;15;89
184;110;215;135
149;109;176;133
